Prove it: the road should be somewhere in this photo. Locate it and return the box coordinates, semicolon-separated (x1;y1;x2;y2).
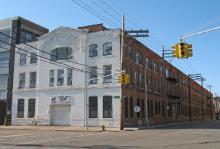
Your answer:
0;120;220;149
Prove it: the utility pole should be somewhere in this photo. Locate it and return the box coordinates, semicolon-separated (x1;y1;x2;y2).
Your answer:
144;68;149;128
120;14;125;130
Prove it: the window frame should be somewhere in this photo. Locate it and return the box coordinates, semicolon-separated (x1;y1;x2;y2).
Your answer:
89;44;98;57
28;98;36;118
57;69;64;86
103;65;112;83
18;73;25;89
89;96;98;118
103;42;112;56
103;96;112;118
17;99;24;118
29;72;37;88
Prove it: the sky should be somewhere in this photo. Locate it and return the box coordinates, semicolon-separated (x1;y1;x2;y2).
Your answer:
0;0;220;95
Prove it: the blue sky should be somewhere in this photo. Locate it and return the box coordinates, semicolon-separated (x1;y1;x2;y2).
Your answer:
1;0;220;95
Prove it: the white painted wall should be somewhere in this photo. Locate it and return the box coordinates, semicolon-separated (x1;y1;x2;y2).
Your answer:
12;27;121;128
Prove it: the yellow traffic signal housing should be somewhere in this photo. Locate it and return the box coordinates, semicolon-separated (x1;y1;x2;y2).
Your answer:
171;42;193;59
118;73;130;85
184;43;193;58
179;42;186;58
171;43;181;58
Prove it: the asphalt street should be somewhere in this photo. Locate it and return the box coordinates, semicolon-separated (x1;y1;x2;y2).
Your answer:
0;120;220;149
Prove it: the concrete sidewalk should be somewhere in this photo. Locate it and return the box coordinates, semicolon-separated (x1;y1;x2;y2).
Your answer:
0;125;121;132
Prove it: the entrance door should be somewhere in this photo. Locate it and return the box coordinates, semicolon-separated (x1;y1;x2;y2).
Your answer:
50;104;71;126
0;101;6;125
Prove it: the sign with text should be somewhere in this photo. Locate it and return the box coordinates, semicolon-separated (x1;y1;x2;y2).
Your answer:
51;96;71;104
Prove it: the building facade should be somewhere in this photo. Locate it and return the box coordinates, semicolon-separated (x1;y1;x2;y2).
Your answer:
214;97;220;119
11;24;213;128
12;25;121;127
0;17;48;125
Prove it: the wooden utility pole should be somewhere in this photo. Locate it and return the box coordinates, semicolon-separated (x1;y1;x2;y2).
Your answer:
120;14;125;130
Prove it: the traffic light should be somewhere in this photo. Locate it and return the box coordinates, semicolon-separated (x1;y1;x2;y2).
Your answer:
171;42;193;59
171;43;180;58
118;73;130;85
179;42;186;58
184;43;193;58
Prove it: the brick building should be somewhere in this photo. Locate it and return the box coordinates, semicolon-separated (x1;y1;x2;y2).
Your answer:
122;35;213;126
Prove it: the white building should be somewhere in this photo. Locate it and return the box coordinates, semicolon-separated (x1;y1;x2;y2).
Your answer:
12;25;122;127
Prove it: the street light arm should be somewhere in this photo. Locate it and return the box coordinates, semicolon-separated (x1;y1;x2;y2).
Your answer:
180;25;220;41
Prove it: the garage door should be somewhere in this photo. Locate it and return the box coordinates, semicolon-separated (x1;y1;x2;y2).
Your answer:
50;104;71;126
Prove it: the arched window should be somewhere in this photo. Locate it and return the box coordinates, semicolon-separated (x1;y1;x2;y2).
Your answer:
50;47;72;61
89;44;98;57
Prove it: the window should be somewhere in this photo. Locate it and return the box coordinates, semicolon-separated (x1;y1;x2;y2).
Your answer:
103;96;112;118
145;57;149;68
67;68;72;86
155;101;161;115
0;51;9;66
89;96;98;118
30;53;37;64
50;47;72;61
20;53;27;65
17;99;24;118
124;97;129;118
130;97;134;118
0;29;11;48
89;44;98;57
125;46;131;59
19;73;25;89
28;98;35;118
20;31;33;43
49;70;55;86
135;51;142;65
89;66;98;84
29;72;36;88
103;42;112;56
0;74;8;91
103;65;112;83
57;69;64;86
141;99;145;118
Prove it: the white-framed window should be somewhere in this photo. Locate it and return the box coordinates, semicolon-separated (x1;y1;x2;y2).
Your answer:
28;98;36;118
103;65;112;83
49;70;55;86
103;96;112;118
29;72;36;88
89;44;98;57
89;66;98;84
89;96;98;118
67;68;72;86
17;99;24;118
18;73;25;89
30;53;37;64
103;42;112;56
20;53;27;65
57;69;64;86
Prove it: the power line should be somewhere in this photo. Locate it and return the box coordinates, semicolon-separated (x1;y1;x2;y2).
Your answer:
71;0;118;28
0;39;106;75
89;0;121;26
0;31;112;71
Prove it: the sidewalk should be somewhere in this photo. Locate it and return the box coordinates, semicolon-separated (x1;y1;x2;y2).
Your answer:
0;125;121;132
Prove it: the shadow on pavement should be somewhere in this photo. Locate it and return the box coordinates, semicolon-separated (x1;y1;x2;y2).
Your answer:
151;120;220;129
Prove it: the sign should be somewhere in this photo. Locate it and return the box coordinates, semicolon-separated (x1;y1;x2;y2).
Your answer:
51;96;71;104
114;96;120;99
133;106;140;112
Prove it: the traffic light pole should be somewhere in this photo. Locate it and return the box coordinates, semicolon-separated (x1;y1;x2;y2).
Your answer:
120;14;125;130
